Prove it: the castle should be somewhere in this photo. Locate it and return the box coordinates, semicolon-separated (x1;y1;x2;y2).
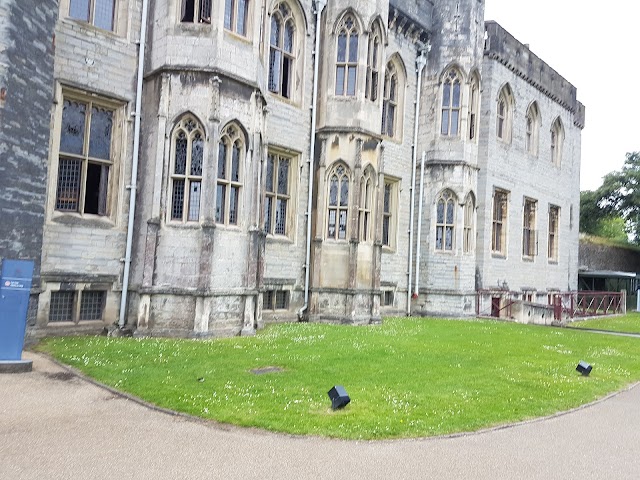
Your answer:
0;0;584;337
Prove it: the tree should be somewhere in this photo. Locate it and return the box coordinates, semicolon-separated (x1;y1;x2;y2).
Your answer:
590;152;640;243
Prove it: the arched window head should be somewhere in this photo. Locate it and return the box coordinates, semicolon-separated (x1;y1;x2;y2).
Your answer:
468;76;480;140
358;168;375;242
525;103;540;156
216;123;245;225
335;15;359;96
365;25;382;101
170;115;205;222
327;164;350;240
268;3;295;99
496;86;513;142
382;62;398;137
551;118;564;166
436;190;456;251
463;194;475;253
441;69;461;136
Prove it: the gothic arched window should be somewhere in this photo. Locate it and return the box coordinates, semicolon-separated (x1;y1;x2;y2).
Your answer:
441;69;462;136
335;15;359;96
216;123;245;225
170;115;205;222
327;164;350;239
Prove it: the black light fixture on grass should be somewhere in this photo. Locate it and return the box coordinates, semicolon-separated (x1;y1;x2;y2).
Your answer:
328;385;350;410
576;361;592;376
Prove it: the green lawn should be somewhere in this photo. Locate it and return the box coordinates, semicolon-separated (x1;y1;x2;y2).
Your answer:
37;317;640;439
571;312;640;334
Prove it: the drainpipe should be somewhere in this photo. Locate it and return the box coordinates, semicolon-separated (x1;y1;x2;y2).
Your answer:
298;0;326;320
414;151;426;297
406;50;427;316
118;0;149;328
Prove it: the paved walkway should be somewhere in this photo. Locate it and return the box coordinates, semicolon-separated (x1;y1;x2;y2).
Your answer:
2;352;640;479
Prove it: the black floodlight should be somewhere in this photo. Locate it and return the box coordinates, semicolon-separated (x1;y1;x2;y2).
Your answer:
328;385;350;410
576;361;592;376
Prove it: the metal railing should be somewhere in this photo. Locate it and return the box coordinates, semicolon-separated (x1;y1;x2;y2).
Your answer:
551;291;625;319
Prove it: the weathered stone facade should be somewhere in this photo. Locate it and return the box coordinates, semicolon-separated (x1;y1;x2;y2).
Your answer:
0;0;584;337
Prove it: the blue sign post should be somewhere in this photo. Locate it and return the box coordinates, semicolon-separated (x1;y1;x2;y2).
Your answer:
0;259;34;373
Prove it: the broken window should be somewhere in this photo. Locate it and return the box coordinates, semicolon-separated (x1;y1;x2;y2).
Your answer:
170;115;204;222
268;3;295;98
55;95;116;216
181;0;212;23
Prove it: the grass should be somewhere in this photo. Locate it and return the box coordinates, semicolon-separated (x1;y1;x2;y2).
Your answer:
37;317;640;440
571;312;640;334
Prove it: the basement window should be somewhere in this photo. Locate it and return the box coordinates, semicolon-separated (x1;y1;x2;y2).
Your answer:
264;290;289;310
49;290;106;323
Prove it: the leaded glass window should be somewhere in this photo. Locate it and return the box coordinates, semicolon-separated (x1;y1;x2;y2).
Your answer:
435;190;456;251
492;189;509;254
522;198;537;257
327;164;350;240
382;62;398;137
358;169;374;242
264;152;292;236
268;3;295;99
170;116;205;222
216;124;244;225
365;27;381;101
225;0;249;36
56;97;115;216
463;195;474;253
335;15;359;96
441;70;461;136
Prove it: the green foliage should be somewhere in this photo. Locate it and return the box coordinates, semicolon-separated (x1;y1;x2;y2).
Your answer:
38;318;640;439
572;312;640;334
583;152;640;243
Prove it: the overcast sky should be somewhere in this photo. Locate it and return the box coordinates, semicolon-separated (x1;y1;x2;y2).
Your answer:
483;0;640;191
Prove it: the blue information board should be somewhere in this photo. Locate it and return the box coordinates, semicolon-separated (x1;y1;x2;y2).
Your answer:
0;260;34;361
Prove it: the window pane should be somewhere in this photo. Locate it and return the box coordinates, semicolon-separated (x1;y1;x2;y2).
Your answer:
266;156;275;192
452;82;460;108
347;66;356;96
229;186;239;224
93;0;115;31
442;83;450;107
437;200;444;223
216;184;226;222
88;106;113;160
218;142;227;178
79;291;105;321
384;184;391;213
172;180;185;220
61;100;86;155
338;210;347;239
268;49;281;92
441;110;449;135
191;133;204;176
445;226;453;250
386;104;395;137
270;16;280;46
451;111;459;136
231;143;240;181
281;56;291;99
277;159;289;194
337;34;347;62
340;176;349;206
236;0;247;35
199;0;212;21
275;198;287;235
56;158;81;211
182;0;195;22
348;34;358;63
382;217;390;245
264;196;273;233
335;67;345;95
69;0;90;22
390;75;397;101
174;131;187;174
284;21;294;53
187;181;201;221
436;226;443;250
49;291;75;322
329;175;338;206
328;209;336;238
224;0;232;29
